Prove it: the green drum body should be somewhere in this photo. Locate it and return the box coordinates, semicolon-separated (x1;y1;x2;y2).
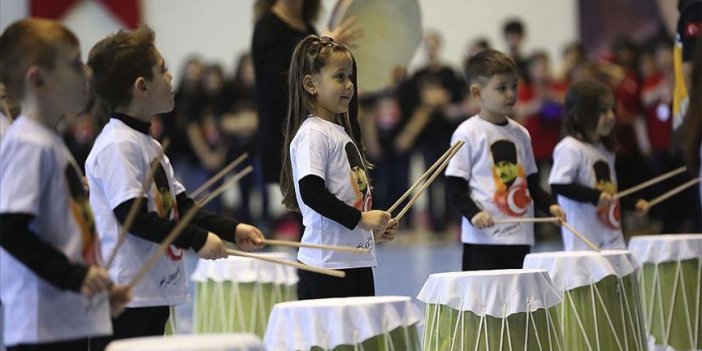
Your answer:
191;253;298;337
264;296;423;351
418;269;564;351
525;250;647;351
630;234;702;351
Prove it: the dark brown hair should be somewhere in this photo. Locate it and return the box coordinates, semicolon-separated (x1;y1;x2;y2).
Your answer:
462;49;518;86
563;79;616;150
680;35;702;173
87;26;159;111
0;18;79;100
280;35;366;211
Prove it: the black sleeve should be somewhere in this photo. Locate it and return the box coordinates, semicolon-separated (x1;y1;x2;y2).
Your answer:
619;196;639;211
176;193;240;243
527;174;557;214
113;198;208;252
0;213;88;292
678;2;702;61
298;175;362;230
550;183;601;205
447;176;482;221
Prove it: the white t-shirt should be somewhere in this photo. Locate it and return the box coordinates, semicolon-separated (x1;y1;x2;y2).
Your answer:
86;118;189;307
446;115;538;245
549;136;625;250
0;116;111;346
291;116;376;269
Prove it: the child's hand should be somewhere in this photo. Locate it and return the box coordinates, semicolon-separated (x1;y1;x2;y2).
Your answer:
598;192;614;207
109;284;132;317
471;211;494;229
359;210;391;231
373;218;398;243
235;223;265;251
197;233;228;259
635;199;650;217
81;266;112;297
549;205;566;222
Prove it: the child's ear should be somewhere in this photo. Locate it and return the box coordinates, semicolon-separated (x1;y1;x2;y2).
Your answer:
303;74;317;96
134;77;148;94
26;66;43;89
469;83;482;100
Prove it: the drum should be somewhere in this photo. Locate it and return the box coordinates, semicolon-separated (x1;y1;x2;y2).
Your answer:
417;269;563;350
264;296;423;350
191;252;298;337
629;234;702;351
105;333;264;351
524;251;647;351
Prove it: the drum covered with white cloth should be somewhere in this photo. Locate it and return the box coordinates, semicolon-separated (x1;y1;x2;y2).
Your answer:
524;251;647;351
191;252;298;337
264;296;423;351
629;234;702;351
417;269;564;350
105;333;265;351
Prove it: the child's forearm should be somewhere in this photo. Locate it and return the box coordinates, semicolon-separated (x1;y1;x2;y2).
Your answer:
112;198;209;252
446;176;481;220
527;174;557;213
550;182;600;205
298;175;362;230
176;193;240;243
0;213;88;292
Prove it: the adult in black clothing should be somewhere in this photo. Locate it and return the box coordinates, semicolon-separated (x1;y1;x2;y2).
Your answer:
251;0;360;184
397;30;465;233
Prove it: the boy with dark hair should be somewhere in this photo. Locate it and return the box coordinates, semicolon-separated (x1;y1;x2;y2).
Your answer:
446;49;565;271
85;26;265;344
0;18;130;351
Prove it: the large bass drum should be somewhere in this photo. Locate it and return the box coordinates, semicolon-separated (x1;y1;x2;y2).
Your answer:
329;0;423;93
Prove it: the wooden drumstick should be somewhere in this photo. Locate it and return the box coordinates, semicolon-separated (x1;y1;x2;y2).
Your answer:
560;220;601;252
393;141;464;222
614;166;687;200
196;166;253;207
105;139;170;269
647;177;701;208
261;239;369;254
492;217;561;224
387;141;463;213
128;166;253;288
226;249;346;278
189;152;249;200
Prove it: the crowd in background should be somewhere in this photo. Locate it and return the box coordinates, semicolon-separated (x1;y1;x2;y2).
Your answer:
55;17;700;242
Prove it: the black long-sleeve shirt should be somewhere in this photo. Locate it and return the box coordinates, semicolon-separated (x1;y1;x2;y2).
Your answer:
298;175;362;230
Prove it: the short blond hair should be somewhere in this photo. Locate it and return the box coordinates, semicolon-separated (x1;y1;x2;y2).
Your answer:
0;18;79;100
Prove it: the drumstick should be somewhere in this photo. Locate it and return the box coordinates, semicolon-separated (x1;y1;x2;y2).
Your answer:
189;153;249;200
226;249;346;278
393;141;464;222
614;166;687;200
127;166;253;288
647;177;701;208
196;166;253;207
105;139;170;269
492;217;561;224
387;141;463;213
261;239;370;254
560;220;601;252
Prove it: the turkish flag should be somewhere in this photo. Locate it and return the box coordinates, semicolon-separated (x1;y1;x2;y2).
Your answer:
30;0;141;29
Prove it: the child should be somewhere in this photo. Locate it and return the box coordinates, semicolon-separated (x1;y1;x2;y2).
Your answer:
280;35;394;300
550;80;649;250
0;18;129;351
445;49;565;271
85;26;265;344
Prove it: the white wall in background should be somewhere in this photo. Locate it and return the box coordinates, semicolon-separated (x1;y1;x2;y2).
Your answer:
0;0;577;80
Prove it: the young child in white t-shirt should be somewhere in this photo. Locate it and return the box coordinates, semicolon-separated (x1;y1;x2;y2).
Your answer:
0;18;130;351
445;49;565;271
280;35;395;299
85;27;265;347
550;80;649;250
